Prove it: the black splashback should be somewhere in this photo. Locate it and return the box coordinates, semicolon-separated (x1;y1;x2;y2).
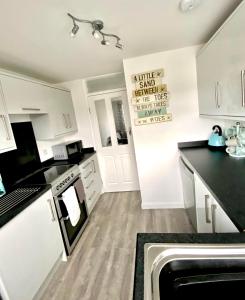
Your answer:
0;122;41;191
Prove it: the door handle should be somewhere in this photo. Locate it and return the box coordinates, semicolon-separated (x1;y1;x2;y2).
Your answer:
241;70;245;108
47;199;56;222
128;126;132;136
204;194;211;224
211;204;217;233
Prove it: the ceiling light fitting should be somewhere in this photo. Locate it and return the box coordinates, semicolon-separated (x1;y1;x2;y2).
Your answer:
67;13;123;50
179;0;201;12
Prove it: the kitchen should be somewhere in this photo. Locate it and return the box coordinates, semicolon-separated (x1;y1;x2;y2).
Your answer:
1;0;245;299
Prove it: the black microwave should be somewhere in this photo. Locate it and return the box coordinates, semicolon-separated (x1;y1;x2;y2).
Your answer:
52;140;83;160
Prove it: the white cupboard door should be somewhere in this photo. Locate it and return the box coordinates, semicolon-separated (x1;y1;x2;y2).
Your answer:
51;89;77;137
215;3;245;116
0;81;16;153
89;91;139;192
212;199;239;233
0;190;63;300
194;174;213;233
0;75;48;114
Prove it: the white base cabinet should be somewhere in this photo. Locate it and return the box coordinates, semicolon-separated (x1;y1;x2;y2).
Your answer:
0;81;16;154
79;154;103;214
0;190;64;300
194;174;238;233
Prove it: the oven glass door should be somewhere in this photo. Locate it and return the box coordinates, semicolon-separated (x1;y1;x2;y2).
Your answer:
58;178;88;253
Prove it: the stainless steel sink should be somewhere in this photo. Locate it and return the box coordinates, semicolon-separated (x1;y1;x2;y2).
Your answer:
144;243;245;300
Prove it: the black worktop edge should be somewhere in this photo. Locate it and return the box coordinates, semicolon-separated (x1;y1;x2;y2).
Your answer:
178;140;208;149
133;232;245;300
0;184;51;228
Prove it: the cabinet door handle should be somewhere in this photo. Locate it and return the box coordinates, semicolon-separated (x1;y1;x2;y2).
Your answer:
47;199;56;222
204;194;211;224
211;204;217;233
241;70;245;108
84;170;93;179
22;107;41;111
1;114;11;140
88;190;96;201
92;160;96;173
67;114;72;128
85;180;94;189
62;113;68;128
82;161;92;169
215;82;221;109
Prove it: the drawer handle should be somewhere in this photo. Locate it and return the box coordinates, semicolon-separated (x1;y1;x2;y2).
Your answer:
82;161;91;169
204;194;211;224
85;180;94;189
22;107;41;111
84;170;93;179
88;191;96;201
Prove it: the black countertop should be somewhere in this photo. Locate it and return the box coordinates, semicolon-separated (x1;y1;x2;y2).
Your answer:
134;232;245;300
0;184;51;228
178;141;245;232
43;150;96;167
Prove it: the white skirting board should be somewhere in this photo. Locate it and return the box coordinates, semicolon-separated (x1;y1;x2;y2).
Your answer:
141;201;184;209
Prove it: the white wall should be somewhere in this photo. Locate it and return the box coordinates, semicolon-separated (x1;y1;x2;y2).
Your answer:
123;45;224;209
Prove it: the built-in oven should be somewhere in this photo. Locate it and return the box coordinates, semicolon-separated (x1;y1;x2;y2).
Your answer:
53;172;89;255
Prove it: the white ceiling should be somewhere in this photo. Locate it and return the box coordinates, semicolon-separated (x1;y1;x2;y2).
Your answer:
0;0;242;83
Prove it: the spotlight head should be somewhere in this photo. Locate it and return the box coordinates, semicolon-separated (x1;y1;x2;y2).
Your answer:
116;42;123;50
70;23;79;37
101;39;110;46
92;30;101;39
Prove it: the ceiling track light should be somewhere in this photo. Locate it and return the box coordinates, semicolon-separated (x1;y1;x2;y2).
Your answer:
67;13;123;50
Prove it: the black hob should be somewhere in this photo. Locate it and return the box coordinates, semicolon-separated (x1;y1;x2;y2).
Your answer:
21;165;75;185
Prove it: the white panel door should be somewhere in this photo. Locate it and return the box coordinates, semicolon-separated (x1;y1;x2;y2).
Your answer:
89;91;139;192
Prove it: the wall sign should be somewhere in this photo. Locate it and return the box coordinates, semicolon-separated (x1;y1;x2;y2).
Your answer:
131;68;172;125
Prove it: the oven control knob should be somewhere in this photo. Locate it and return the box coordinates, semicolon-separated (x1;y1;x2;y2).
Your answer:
68;176;70;181
71;173;74;178
56;186;59;190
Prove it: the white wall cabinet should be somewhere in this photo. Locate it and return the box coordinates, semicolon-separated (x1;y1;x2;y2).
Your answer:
197;1;245;118
0;72;78;140
31;86;77;139
0;190;64;300
0;74;49;114
0;81;16;154
79;154;103;214
194;174;238;233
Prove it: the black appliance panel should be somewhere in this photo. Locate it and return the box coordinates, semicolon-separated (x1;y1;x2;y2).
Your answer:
0;122;41;191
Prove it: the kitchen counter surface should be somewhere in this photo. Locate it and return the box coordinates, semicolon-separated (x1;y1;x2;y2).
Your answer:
0;184;51;228
134;232;245;300
178;141;245;232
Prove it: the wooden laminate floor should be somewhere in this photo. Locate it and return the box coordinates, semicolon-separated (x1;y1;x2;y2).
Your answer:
39;191;193;300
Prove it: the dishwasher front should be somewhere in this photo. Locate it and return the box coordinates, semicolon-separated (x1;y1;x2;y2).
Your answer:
179;157;197;231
